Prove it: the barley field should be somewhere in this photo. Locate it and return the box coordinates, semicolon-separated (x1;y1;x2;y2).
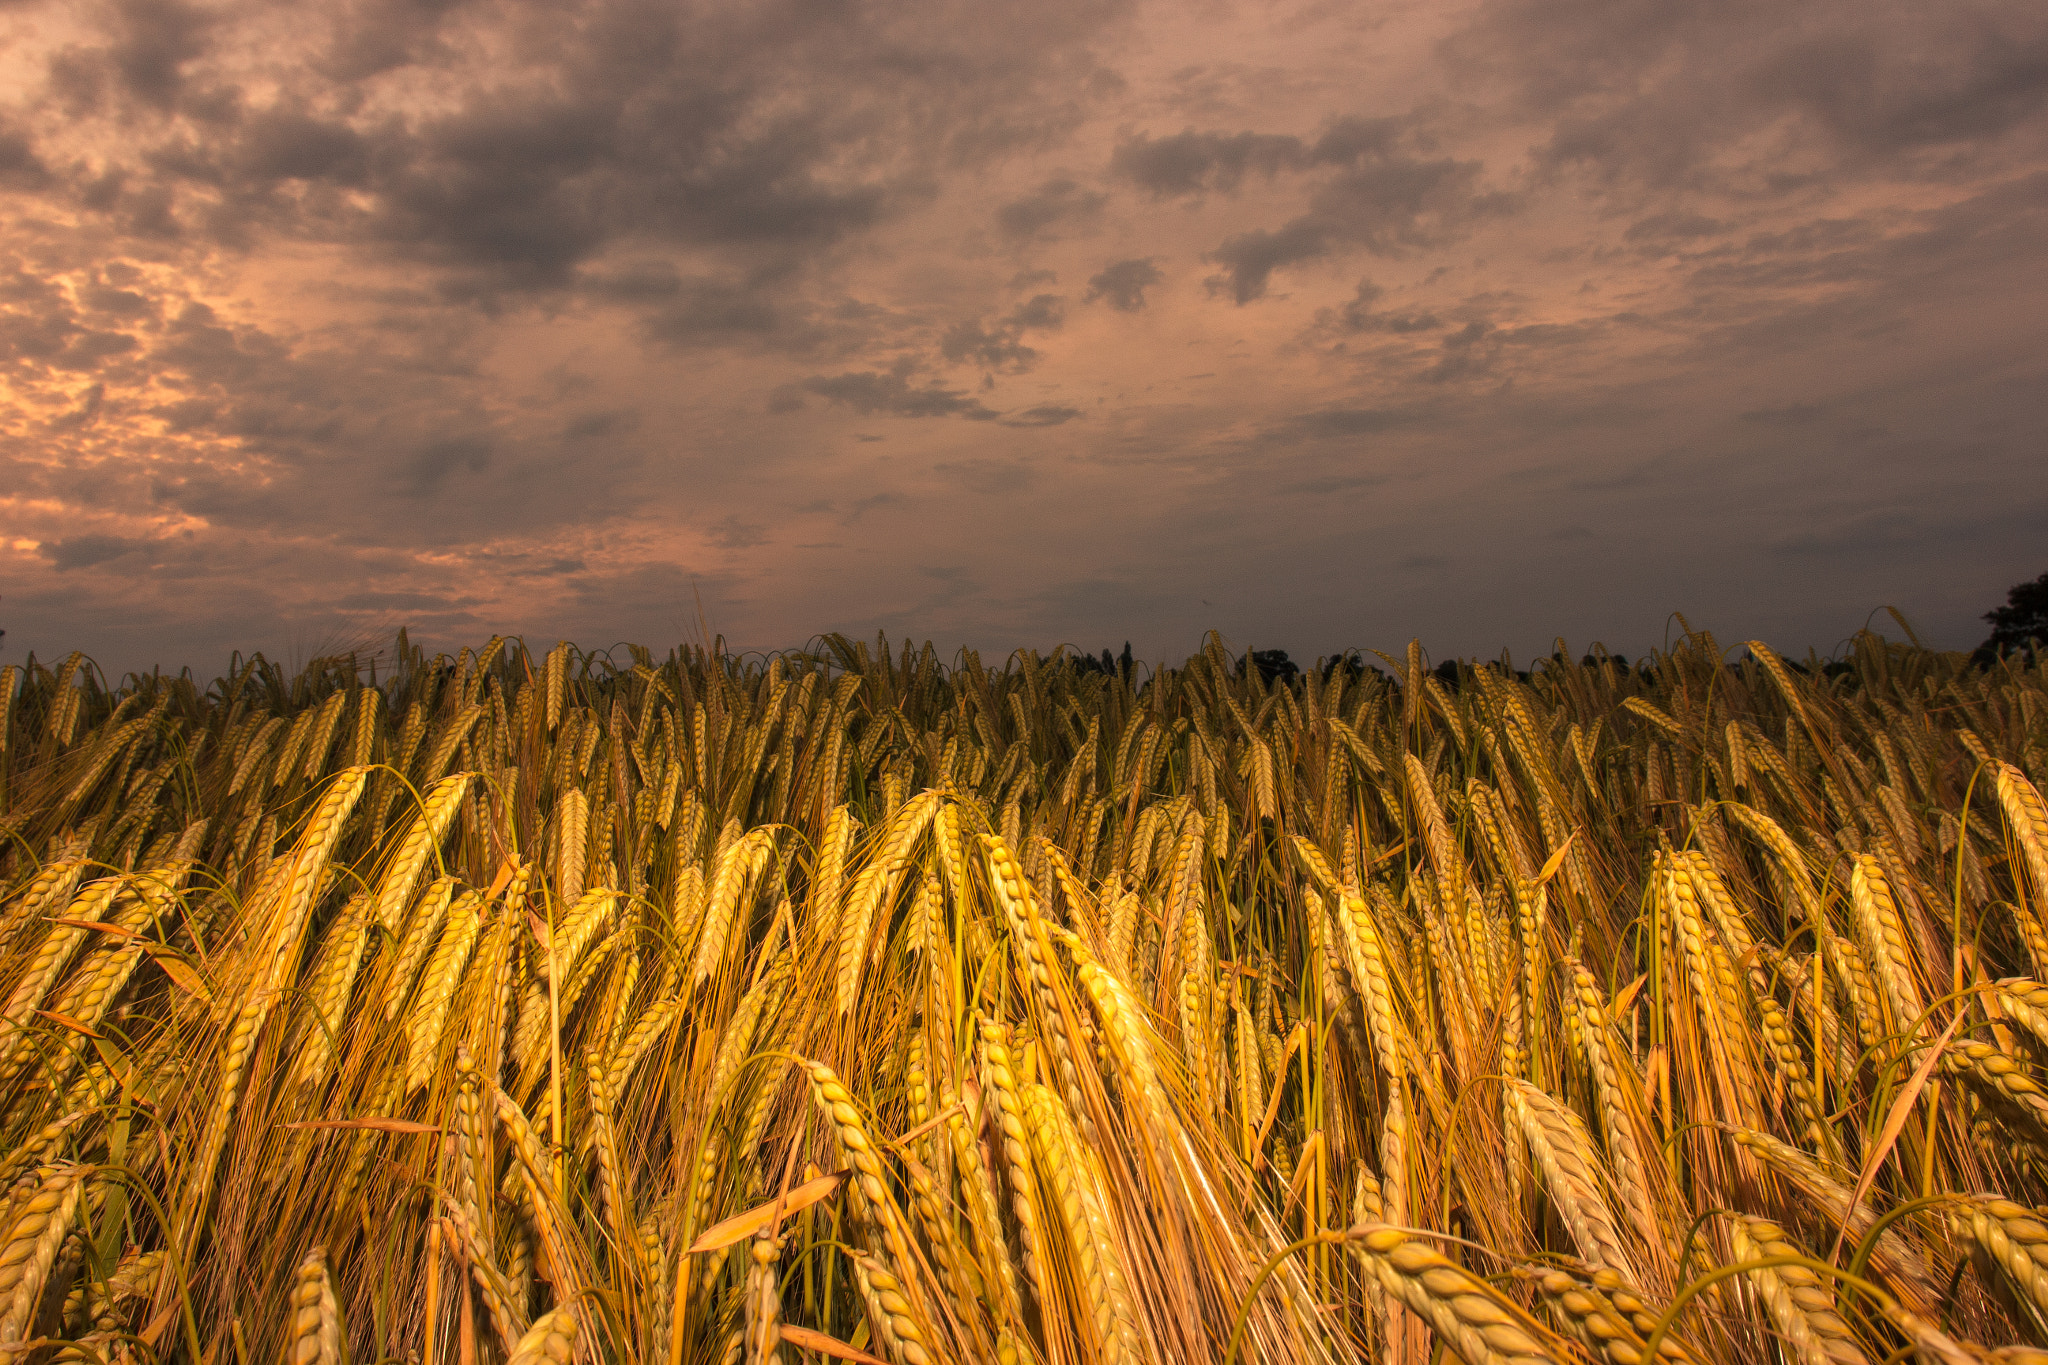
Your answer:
2;626;2047;1365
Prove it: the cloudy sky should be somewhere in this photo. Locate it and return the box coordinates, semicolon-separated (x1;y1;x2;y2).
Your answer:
3;0;2046;676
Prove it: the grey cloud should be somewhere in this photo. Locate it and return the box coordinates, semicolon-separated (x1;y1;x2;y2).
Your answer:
1740;402;1826;425
580;262;685;302
406;436;492;494
1000;405;1083;427
1279;406;1422;438
334;590;486;611
1109;116;1417;205
1084;258;1162;311
1280;473;1385;495
317;0;470;83
462;547;591;579
940;294;1066;371
997;178;1106;238
110;0;218;111
1203;130;1509;302
151;302;277;389
1752;26;2048;154
1322;280;1442;334
595;265;834;354
81;279;155;320
1421;321;1497;383
1494;319;1605;351
708;515;768;549
786;370;1000;420
40;535;143;571
843;492;904;521
50;383;107;429
641;278;787;347
1624;212;1726;245
1009;294;1064;329
1110;130;1305;198
0;121;51;191
234;108;371;185
934;459;1033;493
940;323;1036;370
553;560;740;645
1450;0;2048;192
372;97;618;286
1770;506;1992;559
0;266;146;373
1206;220;1330;304
1306;117;1408;165
562;409;639;440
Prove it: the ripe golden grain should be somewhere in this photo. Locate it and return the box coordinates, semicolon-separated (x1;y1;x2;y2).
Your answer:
3;629;2046;1365
283;1245;340;1365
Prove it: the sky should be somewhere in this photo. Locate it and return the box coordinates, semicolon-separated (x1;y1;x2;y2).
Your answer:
3;0;2046;678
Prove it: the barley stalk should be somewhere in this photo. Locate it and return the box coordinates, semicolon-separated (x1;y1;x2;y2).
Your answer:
1020;1082;1147;1365
283;1245;341;1365
0;1165;85;1346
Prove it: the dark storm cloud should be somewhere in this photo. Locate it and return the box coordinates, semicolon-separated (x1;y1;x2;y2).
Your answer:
1085;258;1162;311
25;0;1130;303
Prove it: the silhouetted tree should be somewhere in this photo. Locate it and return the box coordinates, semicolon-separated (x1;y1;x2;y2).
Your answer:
1975;571;2048;666
1065;642;1135;676
1247;649;1299;684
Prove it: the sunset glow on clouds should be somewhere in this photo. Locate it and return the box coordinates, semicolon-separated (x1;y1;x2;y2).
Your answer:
3;0;2046;673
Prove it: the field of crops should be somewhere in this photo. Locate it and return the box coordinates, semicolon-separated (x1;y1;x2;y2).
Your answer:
2;626;2047;1365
